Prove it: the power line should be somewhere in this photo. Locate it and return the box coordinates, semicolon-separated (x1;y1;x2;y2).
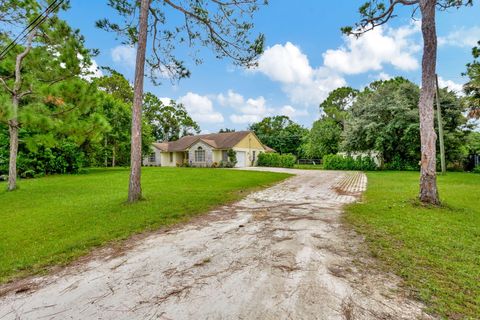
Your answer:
0;0;64;60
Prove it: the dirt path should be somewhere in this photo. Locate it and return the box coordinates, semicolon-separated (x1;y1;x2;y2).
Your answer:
0;169;431;320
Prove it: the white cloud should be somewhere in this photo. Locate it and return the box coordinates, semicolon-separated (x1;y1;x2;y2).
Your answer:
219;91;273;124
254;42;346;106
376;72;392;81
178;92;224;124
159;97;173;105
279;105;309;118
439;26;480;48
257;42;313;84
437;76;465;95
323;23;421;74
111;45;136;68
217;90;244;107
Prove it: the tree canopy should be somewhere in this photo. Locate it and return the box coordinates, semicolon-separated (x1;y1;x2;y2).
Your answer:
249;116;307;156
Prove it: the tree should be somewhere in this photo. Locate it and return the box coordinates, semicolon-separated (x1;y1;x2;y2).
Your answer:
306;118;343;160
249;116;308;156
344;0;474;205
343;78;469;170
98;0;266;202
319;87;358;129
464;41;480;118
143;93;200;142
219;128;236;133
0;0;94;191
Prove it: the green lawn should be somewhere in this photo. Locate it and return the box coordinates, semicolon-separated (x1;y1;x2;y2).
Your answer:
345;172;480;319
0;167;290;284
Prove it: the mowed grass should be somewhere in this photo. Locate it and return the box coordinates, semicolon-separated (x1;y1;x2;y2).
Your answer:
0;167;290;284
345;171;480;319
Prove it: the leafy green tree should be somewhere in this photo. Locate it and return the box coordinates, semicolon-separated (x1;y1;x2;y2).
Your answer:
464;41;480;118
0;0;94;190
345;0;474;204
93;70;153;167
219;128;236;133
99;0;267;202
94;68;134;104
344;78;470;169
249;116;308;156
143;93;200;142
305;118;343;160
319;87;358;129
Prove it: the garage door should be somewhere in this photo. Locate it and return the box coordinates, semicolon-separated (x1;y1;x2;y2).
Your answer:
235;151;246;168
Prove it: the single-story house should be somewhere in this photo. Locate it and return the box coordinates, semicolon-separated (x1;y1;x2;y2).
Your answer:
143;131;273;168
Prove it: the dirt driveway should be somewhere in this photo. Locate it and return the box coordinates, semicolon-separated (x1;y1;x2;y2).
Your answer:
0;168;431;320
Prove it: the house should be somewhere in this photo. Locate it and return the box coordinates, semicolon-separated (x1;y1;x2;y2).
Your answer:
143;131;273;168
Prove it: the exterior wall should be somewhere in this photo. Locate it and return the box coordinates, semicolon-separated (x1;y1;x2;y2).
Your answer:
235;132;264;149
142;147;162;166
233;147;265;167
160;151;185;167
212;150;223;164
188;141;213;167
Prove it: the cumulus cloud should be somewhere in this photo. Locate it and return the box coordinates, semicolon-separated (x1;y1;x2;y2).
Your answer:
219;91;273;124
178;92;224;124
217;89;308;124
439;26;480;48
111;45;136;68
437;76;465;95
279;105;309;118
323;23;421;74
254;42;346;106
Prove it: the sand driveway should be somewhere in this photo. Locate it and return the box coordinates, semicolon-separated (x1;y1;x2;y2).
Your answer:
0;168;431;319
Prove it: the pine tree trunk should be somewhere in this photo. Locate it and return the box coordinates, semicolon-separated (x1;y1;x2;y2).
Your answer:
128;0;150;202
6;32;33;191
418;0;440;205
7;96;19;191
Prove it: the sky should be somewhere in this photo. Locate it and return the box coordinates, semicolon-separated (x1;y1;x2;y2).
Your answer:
62;1;480;133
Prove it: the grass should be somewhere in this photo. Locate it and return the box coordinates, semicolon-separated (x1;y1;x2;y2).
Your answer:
345;171;480;319
0;167;290;284
293;164;323;170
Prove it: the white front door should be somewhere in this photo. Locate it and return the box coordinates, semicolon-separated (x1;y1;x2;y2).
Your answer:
235;151;246;168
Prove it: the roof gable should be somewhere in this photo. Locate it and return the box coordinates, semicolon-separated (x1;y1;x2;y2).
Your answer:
163;131;252;152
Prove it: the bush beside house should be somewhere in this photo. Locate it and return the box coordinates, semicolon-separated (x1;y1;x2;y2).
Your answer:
257;153;296;168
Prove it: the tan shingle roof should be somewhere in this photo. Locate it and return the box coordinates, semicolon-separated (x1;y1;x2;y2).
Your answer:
161;131;254;152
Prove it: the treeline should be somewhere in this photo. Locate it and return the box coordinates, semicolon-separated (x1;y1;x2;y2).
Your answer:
0;66;199;178
249;76;480;171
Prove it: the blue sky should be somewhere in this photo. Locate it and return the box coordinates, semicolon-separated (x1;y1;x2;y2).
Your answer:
62;1;480;133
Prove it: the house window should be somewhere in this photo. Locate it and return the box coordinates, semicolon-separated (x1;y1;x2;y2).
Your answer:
222;150;228;161
170;152;173;162
149;153;156;162
252;151;256;162
195;146;206;162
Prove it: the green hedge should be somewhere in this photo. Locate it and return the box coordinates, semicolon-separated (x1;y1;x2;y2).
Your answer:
257;153;296;168
323;154;378;171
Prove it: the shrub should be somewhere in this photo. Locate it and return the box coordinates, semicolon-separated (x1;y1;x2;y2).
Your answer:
473;165;480;174
257;153;296;168
323;154;378;171
227;149;237;166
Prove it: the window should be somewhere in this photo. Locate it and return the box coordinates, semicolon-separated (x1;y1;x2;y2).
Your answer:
195;146;205;162
170;152;173;162
222;150;228;161
149;153;156;162
252;151;256;162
